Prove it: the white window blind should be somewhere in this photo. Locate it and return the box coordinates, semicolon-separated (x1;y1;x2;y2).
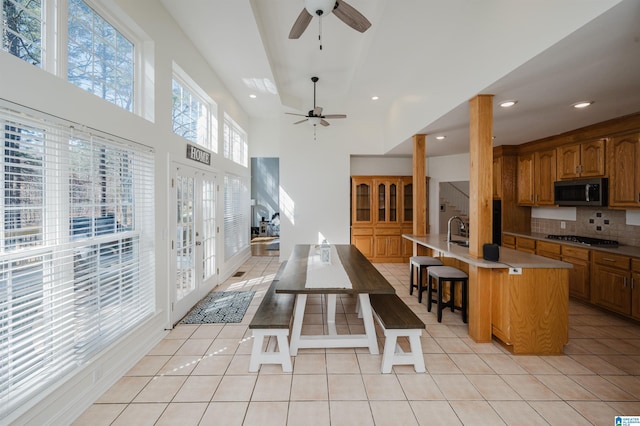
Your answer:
223;174;249;260
0;104;155;420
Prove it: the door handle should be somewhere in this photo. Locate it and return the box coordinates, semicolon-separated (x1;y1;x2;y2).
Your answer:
195;241;202;246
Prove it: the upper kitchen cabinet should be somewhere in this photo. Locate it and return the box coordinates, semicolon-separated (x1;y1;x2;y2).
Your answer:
608;131;640;208
557;139;606;180
517;148;556;206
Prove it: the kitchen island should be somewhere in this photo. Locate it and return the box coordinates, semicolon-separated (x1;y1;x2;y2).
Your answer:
403;234;572;355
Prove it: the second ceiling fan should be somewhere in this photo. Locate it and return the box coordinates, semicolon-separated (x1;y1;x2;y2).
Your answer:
289;0;371;40
286;76;346;127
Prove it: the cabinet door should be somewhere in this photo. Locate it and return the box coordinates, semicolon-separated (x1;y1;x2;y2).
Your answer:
580;139;606;177
351;178;373;225
387;235;402;257
557;144;581;180
562;246;590;301
374;179;400;224
352;235;374;258
566;256;590;301
535;149;556;205
592;264;630;315
401;179;413;224
609;132;640;208
632;270;640;320
502;234;516;249
517;153;535;205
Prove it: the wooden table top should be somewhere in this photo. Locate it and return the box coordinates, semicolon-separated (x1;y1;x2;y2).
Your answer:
275;244;396;295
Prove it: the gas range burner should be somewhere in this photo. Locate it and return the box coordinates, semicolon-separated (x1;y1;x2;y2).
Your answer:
546;234;619;247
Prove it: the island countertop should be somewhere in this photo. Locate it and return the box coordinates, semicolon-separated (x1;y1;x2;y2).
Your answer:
403;234;573;269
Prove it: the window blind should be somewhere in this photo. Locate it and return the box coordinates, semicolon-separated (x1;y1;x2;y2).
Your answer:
223;174;249;260
0;103;155;419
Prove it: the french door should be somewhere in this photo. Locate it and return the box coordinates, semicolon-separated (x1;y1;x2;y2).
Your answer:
170;163;218;325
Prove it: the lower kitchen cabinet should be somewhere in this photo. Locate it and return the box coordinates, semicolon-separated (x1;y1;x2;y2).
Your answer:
515;236;536;254
632;259;640;319
562;246;590;301
591;251;631;315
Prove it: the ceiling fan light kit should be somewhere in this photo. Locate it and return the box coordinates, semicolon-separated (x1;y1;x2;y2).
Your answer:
305;0;336;17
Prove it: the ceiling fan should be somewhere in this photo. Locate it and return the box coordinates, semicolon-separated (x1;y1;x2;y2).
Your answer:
289;0;371;42
286;76;347;127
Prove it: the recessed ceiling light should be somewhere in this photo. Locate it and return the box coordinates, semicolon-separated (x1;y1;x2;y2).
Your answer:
572;101;593;109
249;94;257;99
435;135;446;140
371;96;379;101
499;100;517;108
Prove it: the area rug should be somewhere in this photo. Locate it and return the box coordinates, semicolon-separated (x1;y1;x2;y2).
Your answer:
180;290;255;324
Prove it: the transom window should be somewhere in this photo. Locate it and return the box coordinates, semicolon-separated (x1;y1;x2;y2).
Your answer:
67;0;135;111
1;0;44;66
223;114;247;167
172;67;218;151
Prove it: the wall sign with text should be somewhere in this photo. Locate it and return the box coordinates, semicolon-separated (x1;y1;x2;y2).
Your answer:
186;144;211;166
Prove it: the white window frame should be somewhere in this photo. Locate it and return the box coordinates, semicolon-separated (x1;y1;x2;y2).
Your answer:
223;113;248;167
172;63;218;152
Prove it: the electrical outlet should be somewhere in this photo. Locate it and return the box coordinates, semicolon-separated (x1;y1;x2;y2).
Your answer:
560;221;566;229
509;267;522;275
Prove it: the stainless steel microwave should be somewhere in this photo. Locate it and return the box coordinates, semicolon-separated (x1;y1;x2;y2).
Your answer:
554;178;608;206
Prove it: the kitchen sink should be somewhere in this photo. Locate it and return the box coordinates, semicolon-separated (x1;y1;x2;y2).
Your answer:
447;240;469;247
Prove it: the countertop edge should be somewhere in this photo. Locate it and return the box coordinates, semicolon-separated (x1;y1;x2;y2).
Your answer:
403;234;573;269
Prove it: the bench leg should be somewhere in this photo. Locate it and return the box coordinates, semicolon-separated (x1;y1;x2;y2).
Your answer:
358;293;379;355
327;294;337;335
380;329;425;374
249;329;292;373
289;294;307;356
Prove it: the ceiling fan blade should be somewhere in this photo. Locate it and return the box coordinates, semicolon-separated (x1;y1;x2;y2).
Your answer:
313;106;323;116
320;119;330;127
322;114;347;119
289;8;313;39
285;112;307;117
293;119;309;125
334;0;371;33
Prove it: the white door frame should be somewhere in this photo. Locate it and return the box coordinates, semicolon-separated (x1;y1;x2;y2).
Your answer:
169;161;218;325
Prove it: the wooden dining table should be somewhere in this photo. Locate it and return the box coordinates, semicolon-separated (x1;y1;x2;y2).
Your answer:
275;244;396;355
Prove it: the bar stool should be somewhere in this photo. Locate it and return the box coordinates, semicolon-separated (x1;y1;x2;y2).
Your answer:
427;266;468;323
409;256;443;303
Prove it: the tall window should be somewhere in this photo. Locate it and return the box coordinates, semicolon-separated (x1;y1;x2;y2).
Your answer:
223;114;247;167
172;69;217;151
0;104;155;419
1;0;43;66
67;0;135;111
223;174;249;260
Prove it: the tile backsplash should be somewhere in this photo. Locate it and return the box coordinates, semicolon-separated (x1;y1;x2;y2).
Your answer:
531;208;640;247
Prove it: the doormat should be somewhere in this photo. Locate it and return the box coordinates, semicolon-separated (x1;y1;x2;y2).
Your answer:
180;291;255;324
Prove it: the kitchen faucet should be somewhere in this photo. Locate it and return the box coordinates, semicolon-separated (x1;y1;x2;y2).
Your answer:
447;216;466;243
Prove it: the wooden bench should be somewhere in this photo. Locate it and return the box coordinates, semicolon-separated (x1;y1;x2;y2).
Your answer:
369;293;426;374
248;262;295;372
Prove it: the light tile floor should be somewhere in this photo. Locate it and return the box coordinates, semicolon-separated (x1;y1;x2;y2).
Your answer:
74;257;640;425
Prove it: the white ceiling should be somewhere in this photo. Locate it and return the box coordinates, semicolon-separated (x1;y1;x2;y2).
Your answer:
159;0;640;157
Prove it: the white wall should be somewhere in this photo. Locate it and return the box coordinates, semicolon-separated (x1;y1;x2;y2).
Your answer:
0;0;252;423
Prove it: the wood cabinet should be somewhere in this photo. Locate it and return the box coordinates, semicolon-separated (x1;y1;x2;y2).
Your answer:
502;234;516;249
557;139;606;179
515;236;536;254
492;157;502;200
351;175;422;262
494;146;531;235
608;131;640;208
632;258;640;319
517;149;556;206
562;246;590;301
536;240;562;260
591;251;631;315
